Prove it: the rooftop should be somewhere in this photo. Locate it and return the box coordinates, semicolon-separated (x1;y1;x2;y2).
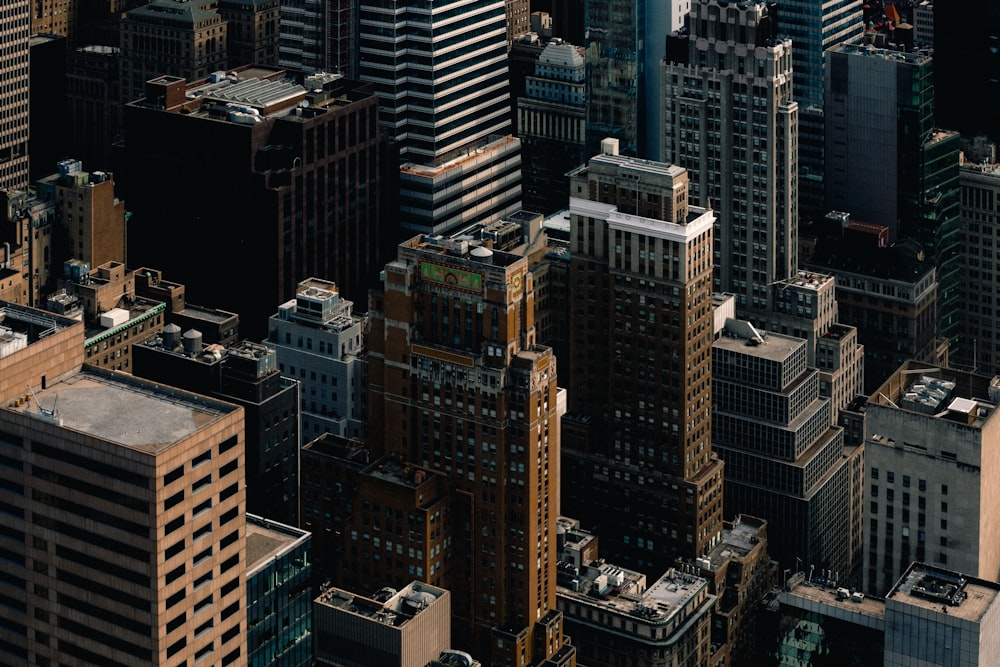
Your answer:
832;41;931;66
888;563;1000;623
869;361;999;428
315;581;447;628
780;573;886;625
701;515;767;571
714;319;804;364
8;368;236;453
246;514;310;574
0;303;79;358
363;455;439;489
127;0;220;25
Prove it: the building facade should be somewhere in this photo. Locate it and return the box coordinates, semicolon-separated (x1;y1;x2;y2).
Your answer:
864;363;1000;595
0;301;248;666
661;0;798;318
956;158;1000;374
358;0;522;235
584;0;689;157
366;234;575;665
66;45;122;172
218;0;279;69
0;0;30;190
120;0;228;105
713;318;862;583
246;515;312;667
266;278;365;440
774;0;863;221
562;140;724;572
515;40;587;215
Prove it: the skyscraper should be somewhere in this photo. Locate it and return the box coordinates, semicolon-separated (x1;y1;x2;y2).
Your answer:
562;139;724;572
0;301;248;666
366;234;574;665
0;0;30;190
825;42;961;353
358;0;523;235
121;70;392;339
584;0;690;157
661;0;798;318
775;0;863;220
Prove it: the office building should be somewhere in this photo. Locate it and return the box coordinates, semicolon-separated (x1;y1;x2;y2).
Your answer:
864;362;1000;595
515;40;587;215
48;260;166;373
772;562;1000;666
912;0;934;45
29;35;67;185
66;45;122;172
935;1;1000;143
713;318;862;582
121;70;392;339
366;234;575;664
0;301;248;666
661;0;798;318
825;42;961;352
359;0;522;235
585;0;689;157
218;0;279;68
806;219;942;393
120;0;228;105
555;517;716;666
562;140;724;571
246;515;312;667
956;157;1000;374
0;190;57;307
133;332;301;525
774;0;863;220
266;278;365;440
278;0;353;75
313;581;450;667
36;159;126;268
0;0;30;190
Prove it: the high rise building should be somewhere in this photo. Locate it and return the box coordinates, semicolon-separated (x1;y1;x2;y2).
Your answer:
133;333;302;526
218;0;280;68
246;515;312;666
863;363;1000;595
555;517;716;666
358;0;522;235
806;220;942;393
0;301;248;666
66;45;122;172
266;278;366;440
825;42;961;353
562;140;724;572
28;35;67;185
121;70;393;339
0;0;30;190
120;0;228;105
661;0;798;318
585;0;690;157
774;0;863;221
278;0;353;75
935;1;1000;143
955;156;1000;374
366;234;575;664
515;40;588;215
712;317;862;581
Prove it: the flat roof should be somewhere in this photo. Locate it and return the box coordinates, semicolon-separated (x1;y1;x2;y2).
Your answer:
246;514;309;573
782;576;886;623
714;327;804;363
888;563;1000;622
11;369;236;453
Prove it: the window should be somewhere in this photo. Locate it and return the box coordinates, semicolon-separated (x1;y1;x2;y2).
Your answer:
871;467;879;480
942;501;948;513
192;450;211;468
192;474;211;493
941;484;949;496
919;479;926;492
903;475;910;488
887;471;895;484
